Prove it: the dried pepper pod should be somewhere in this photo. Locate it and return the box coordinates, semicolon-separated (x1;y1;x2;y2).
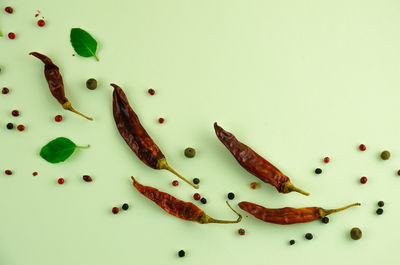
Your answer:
112;83;198;189
29;52;93;120
131;177;241;224
238;201;360;225
214;122;308;195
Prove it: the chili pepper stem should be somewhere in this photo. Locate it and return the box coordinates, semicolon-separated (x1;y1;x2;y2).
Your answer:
202;201;242;224
319;203;361;218
157;158;199;189
62;101;93;120
282;181;309;196
93;54;99;61
76;145;90;149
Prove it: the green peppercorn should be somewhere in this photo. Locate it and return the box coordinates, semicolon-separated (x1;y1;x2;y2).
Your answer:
321;217;329;224
381;150;390;160
193;178;200;184
350;227;362;240
184;147;196;158
305;233;313;240
378;201;384;207
86;78;97;90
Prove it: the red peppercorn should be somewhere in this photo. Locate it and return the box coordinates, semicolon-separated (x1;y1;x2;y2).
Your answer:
360;176;367;184
158;118;165;124
58;178;64;184
323;157;330;163
172;180;179;186
148;88;155;95
8;32;15;39
193;193;201;200
17;125;25;131
32;172;38;176
11;110;20;117
238;228;245;235
112;207;119;214
359;144;366;151
55;115;63;122
5;170;12;175
37;19;45;27
5;7;13;14
83;175;92;182
2;87;9;94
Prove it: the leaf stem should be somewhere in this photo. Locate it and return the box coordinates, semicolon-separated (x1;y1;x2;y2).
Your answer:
76;145;90;149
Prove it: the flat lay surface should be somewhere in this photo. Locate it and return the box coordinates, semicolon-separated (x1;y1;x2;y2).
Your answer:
1;0;399;264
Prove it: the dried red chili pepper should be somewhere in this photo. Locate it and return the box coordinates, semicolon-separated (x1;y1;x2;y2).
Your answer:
29;52;93;120
112;83;198;189
131;177;241;224
238;201;360;225
214;122;308;195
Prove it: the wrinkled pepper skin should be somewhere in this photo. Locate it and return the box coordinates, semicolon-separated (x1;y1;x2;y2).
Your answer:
214;122;309;195
112;83;165;169
239;201;319;225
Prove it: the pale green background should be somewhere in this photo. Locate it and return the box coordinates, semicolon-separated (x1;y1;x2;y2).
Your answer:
1;0;399;264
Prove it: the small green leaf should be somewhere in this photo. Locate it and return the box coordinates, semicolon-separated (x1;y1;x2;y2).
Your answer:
70;28;99;61
40;137;89;163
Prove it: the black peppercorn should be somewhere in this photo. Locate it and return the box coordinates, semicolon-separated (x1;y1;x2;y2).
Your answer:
376;208;383;215
6;123;13;129
289;240;295;245
178;250;185;257
315;168;322;174
227;192;235;200
200;198;207;204
122;203;129;210
305;233;313;240
378;201;384;207
193;178;200;185
321;217;329;224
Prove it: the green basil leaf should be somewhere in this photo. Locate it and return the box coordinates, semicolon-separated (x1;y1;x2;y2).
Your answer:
70;28;99;61
40;137;88;163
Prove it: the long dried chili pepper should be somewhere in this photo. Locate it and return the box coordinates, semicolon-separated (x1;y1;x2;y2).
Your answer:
112;83;198;189
214;122;308;195
29;52;93;120
131;177;241;224
238;201;360;225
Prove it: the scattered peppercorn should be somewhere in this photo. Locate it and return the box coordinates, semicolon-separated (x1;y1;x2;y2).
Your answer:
58;178;64;184
289;240;295;245
11;110;19;117
360;176;367;184
5;6;13;14
305;233;313;240
193;178;200;184
55;115;63;122
200;197;207;204
227;192;235;200
8;32;15;39
6;123;13;129
158;117;165;124
32;172;38;176
2;87;9;94
86;78;97;90
82;175;92;182
323;157;330;163
381;151;391;160
148;88;155;95
37;19;45;27
350;227;362;240
359;144;366;151
378;201;384;207
321;217;329;224
397;170;400;176
376;208;383;215
250;182;259;189
122;203;129;210
238;228;245;235
112;207;119;214
178;250;185;257
5;170;12;175
172;180;179;186
17;125;25;131
193;193;201;200
184;147;196;158
315;168;322;174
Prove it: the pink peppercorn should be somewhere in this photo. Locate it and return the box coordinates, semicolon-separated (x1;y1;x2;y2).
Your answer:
83;175;92;182
193;193;201;200
5;170;12;175
158;118;165;124
359;144;366;151
172;180;179;186
58;178;64;184
55;115;63;122
112;207;119;214
12;110;20;117
2;87;9;94
323;157;330;163
397;170;400;176
238;228;245;235
360;176;367;184
5;7;13;14
17;125;25;131
37;19;45;27
32;172;38;176
8;32;15;39
148;88;155;95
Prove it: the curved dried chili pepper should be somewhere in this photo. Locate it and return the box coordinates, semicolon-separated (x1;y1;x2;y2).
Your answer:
214;122;308;195
112;83;198;189
29;52;93;120
238;201;360;225
131;177;241;224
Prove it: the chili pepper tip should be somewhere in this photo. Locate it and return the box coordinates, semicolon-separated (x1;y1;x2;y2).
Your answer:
157;158;199;189
319;202;361;218
201;201;242;224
